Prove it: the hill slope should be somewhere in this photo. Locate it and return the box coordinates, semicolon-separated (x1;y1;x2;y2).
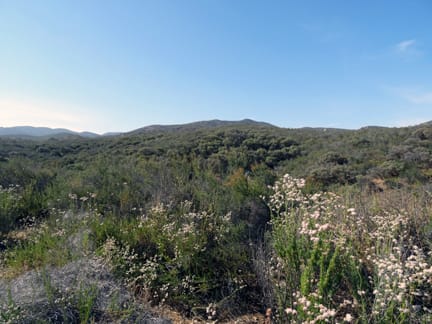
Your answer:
1;119;432;323
0;126;99;138
1;119;432;189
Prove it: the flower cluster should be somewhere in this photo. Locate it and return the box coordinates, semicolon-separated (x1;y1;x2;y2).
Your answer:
266;174;432;323
267;174;361;322
367;209;432;320
99;201;240;310
206;302;217;320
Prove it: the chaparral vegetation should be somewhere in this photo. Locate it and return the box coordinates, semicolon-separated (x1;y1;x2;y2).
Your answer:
1;120;432;323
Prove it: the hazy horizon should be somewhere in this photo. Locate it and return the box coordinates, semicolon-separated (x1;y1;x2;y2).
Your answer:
1;117;431;136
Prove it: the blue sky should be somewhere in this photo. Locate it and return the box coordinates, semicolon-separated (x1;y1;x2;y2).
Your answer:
1;0;431;133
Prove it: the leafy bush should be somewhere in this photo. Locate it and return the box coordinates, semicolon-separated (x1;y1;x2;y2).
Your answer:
92;201;251;317
0;185;21;233
266;174;432;323
0;181;49;234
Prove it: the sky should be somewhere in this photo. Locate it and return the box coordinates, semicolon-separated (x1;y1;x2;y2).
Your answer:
0;0;431;134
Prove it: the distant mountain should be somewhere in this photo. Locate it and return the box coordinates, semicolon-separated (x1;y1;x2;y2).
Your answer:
0;126;100;138
128;119;276;135
0;120;274;139
102;132;123;137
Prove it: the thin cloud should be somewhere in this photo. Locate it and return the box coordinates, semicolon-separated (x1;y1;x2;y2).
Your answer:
362;39;421;62
394;39;423;58
396;39;416;52
384;85;432;105
404;92;432;104
395;88;432;104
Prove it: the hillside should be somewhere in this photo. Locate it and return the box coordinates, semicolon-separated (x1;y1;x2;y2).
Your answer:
0;126;100;138
1;119;431;189
128;119;275;135
1;119;432;323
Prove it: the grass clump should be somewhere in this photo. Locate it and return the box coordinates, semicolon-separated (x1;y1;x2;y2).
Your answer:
1;211;90;278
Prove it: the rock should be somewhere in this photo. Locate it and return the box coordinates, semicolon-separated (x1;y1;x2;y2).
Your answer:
0;257;171;323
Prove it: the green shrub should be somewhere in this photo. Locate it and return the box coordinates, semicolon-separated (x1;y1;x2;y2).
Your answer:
266;174;432;323
92;201;250;315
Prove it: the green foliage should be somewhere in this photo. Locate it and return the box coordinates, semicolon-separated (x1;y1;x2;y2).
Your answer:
76;284;99;324
0;185;21;233
0;289;21;323
0;166;51;233
1;121;432;321
268;174;432;323
3;214;81;274
268;175;367;322
91;202;250;312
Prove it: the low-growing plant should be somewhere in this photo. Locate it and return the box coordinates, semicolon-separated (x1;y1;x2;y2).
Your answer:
266;174;432;323
0;184;22;234
75;283;99;324
92;200;250;317
0;289;21;323
2;211;87;276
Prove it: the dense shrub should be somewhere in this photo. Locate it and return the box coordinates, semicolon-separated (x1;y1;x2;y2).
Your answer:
2;122;432;322
91;201;252;318
266;174;432;323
